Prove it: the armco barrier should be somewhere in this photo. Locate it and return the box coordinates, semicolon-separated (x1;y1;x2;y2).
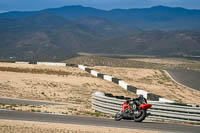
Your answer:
92;92;200;124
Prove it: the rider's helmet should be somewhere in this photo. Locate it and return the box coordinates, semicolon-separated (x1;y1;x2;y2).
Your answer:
126;99;130;104
137;94;147;103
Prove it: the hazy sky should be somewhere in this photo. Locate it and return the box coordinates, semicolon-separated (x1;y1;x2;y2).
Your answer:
0;0;200;12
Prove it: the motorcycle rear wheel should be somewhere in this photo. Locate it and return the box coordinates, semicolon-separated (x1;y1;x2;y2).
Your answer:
134;110;146;122
114;111;122;121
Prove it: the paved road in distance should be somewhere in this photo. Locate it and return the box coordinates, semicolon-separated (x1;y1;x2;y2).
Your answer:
166;69;200;91
0;110;199;133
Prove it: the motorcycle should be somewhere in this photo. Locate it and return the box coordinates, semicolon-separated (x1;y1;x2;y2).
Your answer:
114;95;152;122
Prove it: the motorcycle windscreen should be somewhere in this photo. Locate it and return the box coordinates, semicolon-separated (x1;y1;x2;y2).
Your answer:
139;104;152;110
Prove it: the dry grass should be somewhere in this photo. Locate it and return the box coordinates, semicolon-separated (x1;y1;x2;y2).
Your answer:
0;63;91;77
91;66;200;105
0;120;163;133
65;56;200;70
128;58;188;65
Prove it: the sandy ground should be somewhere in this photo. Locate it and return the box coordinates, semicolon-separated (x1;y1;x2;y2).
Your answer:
0;120;163;133
0;63;135;116
91;66;200;105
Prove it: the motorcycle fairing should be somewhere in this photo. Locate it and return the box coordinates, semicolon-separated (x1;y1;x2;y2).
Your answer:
139;104;152;110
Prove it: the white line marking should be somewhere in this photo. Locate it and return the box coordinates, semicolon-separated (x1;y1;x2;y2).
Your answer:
163;70;190;89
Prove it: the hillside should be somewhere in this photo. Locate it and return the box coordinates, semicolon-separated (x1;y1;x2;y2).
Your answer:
0;5;200;61
1;5;200;30
91;30;200;56
0;13;126;61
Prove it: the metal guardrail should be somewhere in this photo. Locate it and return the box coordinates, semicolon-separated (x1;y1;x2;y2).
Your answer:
92;92;200;124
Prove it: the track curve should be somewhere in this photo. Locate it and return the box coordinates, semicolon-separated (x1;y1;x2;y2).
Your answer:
166;69;200;91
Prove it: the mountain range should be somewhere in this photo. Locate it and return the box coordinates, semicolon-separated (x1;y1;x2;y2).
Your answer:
0;5;200;61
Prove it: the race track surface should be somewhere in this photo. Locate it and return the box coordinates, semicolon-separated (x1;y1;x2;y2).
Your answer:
166;69;200;91
0;110;199;133
0;97;66;105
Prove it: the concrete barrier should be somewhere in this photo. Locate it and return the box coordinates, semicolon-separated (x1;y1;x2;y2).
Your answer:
91;70;99;77
159;98;174;103
16;62;30;64
118;80;129;90
136;89;148;99
37;62;66;66
78;65;87;70
103;75;113;82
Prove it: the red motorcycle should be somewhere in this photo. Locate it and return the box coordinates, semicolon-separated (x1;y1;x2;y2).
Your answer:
115;95;152;122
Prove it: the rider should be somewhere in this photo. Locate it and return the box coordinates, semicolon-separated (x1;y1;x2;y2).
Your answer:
123;95;147;112
122;99;132;112
134;95;147;106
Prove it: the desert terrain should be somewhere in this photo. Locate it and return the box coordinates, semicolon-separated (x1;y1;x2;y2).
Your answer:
0;62;135;116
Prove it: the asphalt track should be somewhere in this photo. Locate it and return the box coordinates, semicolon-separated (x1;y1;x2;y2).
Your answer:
0;110;199;133
0;98;62;105
166;69;200;91
0;97;68;106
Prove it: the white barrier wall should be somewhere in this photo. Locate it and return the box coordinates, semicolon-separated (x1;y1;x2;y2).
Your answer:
78;65;87;70
118;80;129;90
37;62;66;66
159;98;174;103
136;89;148;99
103;75;113;82
91;70;99;77
16;62;29;64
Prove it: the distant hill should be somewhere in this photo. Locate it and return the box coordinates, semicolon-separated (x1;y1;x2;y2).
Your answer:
1;5;200;30
90;30;200;56
0;5;200;61
0;12;127;61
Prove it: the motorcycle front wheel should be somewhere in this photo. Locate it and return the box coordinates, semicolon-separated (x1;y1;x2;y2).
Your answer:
134;110;146;122
114;111;122;121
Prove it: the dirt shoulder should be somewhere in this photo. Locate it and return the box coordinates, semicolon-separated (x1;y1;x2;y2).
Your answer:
0;120;163;133
90;66;200;105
